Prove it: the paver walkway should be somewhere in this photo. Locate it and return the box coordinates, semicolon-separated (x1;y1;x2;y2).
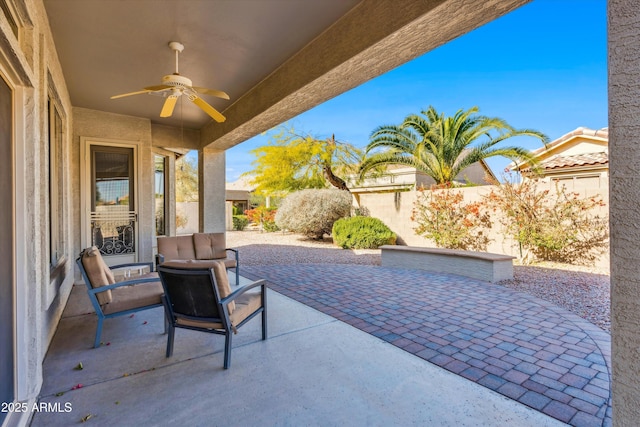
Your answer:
243;264;612;427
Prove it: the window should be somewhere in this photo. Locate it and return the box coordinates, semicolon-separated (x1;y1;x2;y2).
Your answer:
48;91;65;269
154;154;168;236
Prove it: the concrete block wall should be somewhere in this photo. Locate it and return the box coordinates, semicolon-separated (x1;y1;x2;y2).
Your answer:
356;182;610;268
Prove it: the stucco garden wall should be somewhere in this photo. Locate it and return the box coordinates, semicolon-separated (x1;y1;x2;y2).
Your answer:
356;182;610;268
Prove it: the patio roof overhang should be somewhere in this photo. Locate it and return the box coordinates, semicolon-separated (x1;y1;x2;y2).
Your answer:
44;0;531;152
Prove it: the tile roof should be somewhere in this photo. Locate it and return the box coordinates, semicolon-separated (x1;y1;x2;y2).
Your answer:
539;151;609;170
529;126;608;157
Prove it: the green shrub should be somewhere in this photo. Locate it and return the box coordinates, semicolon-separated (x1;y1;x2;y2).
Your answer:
262;219;280;232
232;215;249;231
275;189;352;239
332;216;396;249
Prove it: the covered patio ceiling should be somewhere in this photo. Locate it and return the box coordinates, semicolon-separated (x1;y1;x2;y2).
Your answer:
44;0;530;151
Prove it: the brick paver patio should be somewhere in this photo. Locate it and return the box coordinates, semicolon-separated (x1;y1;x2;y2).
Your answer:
243;264;611;427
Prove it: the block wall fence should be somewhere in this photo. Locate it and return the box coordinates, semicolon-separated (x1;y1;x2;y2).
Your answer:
355;182;610;269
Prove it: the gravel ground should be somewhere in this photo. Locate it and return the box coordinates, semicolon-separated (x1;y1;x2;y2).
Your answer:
227;230;611;332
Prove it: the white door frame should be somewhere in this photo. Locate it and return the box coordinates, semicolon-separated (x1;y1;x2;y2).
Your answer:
80;137;141;265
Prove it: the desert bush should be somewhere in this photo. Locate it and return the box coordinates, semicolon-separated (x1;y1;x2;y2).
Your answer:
484;176;608;264
232;215;249;231
332;216;396;249
275;189;352;239
245;206;278;232
412;187;492;251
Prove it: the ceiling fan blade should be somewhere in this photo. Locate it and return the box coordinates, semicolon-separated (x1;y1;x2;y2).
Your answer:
160;95;178;118
192;86;230;100
110;89;151;99
144;84;173;92
190;95;226;122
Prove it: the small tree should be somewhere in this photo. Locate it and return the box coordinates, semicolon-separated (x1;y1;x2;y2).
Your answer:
412;186;492;251
484;176;608;264
244;126;363;196
275;189;352;239
176;153;198;202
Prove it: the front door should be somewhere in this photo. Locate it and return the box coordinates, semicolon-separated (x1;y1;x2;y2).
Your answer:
88;144;138;264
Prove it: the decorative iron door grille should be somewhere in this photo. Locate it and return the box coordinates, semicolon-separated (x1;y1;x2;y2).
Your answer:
91;211;136;255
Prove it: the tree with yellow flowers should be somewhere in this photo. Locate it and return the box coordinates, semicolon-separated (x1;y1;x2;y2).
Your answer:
244;126;363;196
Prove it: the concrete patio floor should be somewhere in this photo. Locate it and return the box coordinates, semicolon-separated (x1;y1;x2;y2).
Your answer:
32;272;569;427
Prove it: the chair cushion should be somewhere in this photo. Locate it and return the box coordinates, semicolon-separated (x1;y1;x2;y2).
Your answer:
161;258;237;269
161;260;236;313
210;260;236;313
81;246;115;305
102;273;163;315
157;235;196;260
175;291;262;331
193;233;227;260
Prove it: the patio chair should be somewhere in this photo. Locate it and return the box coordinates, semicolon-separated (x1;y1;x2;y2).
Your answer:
156;233;240;287
76;246;164;348
157;261;268;369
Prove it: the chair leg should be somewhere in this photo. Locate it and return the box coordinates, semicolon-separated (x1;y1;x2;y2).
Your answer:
262;309;267;341
223;332;232;369
235;267;239;287
262;286;268;341
94;317;104;348
166;325;175;358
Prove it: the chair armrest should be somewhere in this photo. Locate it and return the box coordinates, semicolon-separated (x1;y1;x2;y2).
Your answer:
110;261;155;272
225;248;238;261
88;276;160;294
221;279;267;304
156;253;165;267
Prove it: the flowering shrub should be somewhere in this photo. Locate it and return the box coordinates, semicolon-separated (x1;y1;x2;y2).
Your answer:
244;206;278;232
484;177;608;264
412;186;492;251
275;189;352;239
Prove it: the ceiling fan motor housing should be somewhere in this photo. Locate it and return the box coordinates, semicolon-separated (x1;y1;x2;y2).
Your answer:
161;74;193;88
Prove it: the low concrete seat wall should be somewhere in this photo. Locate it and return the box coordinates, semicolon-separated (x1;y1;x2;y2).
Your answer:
380;246;515;283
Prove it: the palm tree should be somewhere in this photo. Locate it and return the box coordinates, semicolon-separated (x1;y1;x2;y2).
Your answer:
359;106;548;186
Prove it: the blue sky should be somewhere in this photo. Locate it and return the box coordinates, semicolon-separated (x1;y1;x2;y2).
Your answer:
225;0;607;182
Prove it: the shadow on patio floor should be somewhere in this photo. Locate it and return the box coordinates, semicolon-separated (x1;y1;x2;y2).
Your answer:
33;270;569;427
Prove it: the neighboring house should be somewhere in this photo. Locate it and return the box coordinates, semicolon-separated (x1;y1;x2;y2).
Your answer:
225;176;254;230
509;127;609;191
349;160;496;195
226;176;254;214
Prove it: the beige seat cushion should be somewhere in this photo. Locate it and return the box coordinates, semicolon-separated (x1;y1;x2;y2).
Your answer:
161;258;236;269
81;246;115;305
193;233;228;260
102;273;163;315
162;260;236;312
157;235;196;260
175;291;262;331
210;260;236;313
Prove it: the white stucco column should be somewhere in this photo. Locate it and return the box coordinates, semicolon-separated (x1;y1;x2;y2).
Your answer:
609;0;640;424
198;147;226;233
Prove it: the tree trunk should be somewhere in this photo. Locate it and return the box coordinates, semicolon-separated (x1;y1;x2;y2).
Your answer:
323;134;351;193
323;162;350;192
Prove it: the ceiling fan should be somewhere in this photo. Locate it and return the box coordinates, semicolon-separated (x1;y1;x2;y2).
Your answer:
111;41;229;122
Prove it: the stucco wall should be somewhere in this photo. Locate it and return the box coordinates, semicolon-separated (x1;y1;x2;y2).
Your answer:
357;183;610;268
0;0;75;418
609;0;640;423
